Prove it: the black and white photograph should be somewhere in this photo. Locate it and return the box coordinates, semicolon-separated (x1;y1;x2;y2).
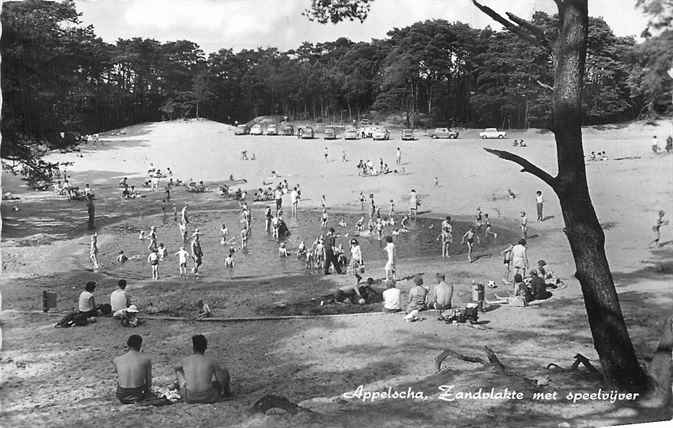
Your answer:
1;0;672;426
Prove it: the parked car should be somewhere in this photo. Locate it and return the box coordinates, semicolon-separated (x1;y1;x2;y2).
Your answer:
265;124;278;135
479;128;507;139
234;125;250;135
372;127;390;141
400;129;416;141
280;124;294;136
300;126;315;139
343;128;360;140
250;124;263;135
323;127;337;140
430;128;459;139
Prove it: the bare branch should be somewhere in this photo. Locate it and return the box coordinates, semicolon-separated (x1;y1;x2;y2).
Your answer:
483;148;558;189
435;349;486;371
505;12;550;47
472;0;538;46
536;79;554;91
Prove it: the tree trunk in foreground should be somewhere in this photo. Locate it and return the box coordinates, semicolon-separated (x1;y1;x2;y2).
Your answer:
476;0;649;391
552;0;648;392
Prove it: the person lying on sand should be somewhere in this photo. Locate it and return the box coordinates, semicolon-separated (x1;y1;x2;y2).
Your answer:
114;335;152;404
175;335;231;404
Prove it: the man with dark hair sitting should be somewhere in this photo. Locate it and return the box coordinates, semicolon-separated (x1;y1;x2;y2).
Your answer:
175;335;231;403
113;335;153;404
78;281;99;318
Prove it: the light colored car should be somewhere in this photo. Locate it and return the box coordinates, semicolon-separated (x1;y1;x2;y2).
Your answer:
323;127;337;140
363;125;377;138
372;127;390;140
300;126;315;139
265;124;278;135
400;129;416;140
479;128;507;139
250;124;263;135
430;128;459;139
343;128;359;140
234;125;249;135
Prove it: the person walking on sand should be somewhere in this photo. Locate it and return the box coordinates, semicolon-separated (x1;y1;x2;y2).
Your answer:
396;147;401;165
175;246;190;278
147;249;160;280
511;239;529;277
181;203;190;225
536;190;544;222
114;335;153;404
89;232;100;270
174;335;231;404
324;146;329;163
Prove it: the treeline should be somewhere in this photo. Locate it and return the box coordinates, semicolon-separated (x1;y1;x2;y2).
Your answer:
2;0;672;160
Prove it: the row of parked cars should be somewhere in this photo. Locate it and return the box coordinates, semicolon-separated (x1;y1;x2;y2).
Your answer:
235;123;508;140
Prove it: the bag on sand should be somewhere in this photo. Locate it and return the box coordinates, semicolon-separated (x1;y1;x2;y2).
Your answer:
55;312;89;328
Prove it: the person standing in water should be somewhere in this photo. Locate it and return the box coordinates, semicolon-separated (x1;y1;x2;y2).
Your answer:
89;232;100;270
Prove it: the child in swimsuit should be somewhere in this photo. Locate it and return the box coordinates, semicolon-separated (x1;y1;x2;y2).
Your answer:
462;228;477;263
321;209;328;228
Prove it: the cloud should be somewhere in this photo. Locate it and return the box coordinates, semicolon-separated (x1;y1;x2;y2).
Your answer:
75;0;649;53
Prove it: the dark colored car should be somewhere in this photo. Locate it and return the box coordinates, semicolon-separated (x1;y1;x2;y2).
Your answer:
430;128;459;139
280;124;294;136
234;125;250;135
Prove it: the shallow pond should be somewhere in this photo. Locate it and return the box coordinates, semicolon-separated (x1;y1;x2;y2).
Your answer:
100;209;516;280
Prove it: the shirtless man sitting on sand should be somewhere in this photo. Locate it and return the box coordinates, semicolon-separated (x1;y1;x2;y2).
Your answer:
113;335;152;404
175;335;231;404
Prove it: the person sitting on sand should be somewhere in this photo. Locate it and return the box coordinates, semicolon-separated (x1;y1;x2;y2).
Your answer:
407;276;428;312
175;335;231;404
78;281;99;318
111;279;131;314
114;335;152;404
197;300;212;319
116;304;141;327
382;280;401;312
536;259;562;287
427;273;453;310
528;270;552;301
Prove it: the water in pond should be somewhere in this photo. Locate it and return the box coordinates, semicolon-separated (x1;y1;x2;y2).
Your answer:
101;209;516;280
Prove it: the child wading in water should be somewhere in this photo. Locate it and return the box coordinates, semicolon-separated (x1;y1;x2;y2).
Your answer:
483;213;497;242
438;216;453;259
461;227;478;263
175;246;190;278
383;235;396;281
520;211;528;239
148;249;160;280
321;208;329;228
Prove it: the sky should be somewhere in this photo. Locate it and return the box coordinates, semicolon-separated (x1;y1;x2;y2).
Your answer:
74;0;649;53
